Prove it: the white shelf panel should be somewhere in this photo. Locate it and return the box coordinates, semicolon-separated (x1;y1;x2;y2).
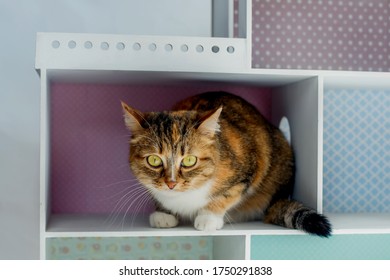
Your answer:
45;213;390;238
45;68;316;87
35;33;251;73
46;214;300;238
329;213;390;235
323;71;390;90
43;67;390;89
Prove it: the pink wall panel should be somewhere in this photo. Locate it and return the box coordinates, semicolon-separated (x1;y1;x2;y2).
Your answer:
50;83;271;215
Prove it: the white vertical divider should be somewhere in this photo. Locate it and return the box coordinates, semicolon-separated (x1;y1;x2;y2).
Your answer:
228;0;234;37
245;235;251;260
271;77;322;212
39;68;49;260
243;0;252;68
317;75;324;213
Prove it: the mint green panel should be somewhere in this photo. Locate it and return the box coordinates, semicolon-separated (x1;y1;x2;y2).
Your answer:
47;236;212;260
251;235;390;260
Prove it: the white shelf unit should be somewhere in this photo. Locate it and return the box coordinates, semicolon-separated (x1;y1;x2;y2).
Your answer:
36;3;390;259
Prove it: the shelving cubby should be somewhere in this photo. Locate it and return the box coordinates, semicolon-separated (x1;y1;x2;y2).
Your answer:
36;0;390;259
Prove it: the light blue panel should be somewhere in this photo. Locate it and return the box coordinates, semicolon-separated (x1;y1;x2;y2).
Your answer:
323;88;390;213
47;236;212;260
251;234;390;260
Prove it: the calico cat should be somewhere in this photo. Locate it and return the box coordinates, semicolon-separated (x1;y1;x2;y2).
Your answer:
121;92;331;237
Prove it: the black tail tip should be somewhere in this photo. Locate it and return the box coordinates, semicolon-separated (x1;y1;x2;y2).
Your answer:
302;213;332;238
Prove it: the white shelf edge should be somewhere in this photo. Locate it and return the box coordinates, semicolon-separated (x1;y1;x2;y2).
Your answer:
45;214;302;238
328;213;390;235
42;68;390;92
35;32;251;73
44;68;318;88
44;213;390;238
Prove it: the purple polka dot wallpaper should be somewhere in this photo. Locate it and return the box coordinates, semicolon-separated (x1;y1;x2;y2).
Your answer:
251;0;389;71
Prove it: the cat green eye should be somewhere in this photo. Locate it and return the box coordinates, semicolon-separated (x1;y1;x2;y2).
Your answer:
147;155;163;167
181;155;197;167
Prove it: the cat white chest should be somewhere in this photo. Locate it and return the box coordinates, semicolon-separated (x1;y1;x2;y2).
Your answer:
152;180;213;218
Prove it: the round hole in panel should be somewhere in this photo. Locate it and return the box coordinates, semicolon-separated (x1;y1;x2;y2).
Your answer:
149;43;157;51
211;45;220;53
101;42;109;50
227;46;235;54
181;44;189;52
165;44;173;52
196;45;204;53
68;40;76;49
52;40;60;49
84;41;93;49
133;42;141;51
279;116;291;144
116;42;125;50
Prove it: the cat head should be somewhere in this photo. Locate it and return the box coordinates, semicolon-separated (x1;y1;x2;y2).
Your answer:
121;101;222;194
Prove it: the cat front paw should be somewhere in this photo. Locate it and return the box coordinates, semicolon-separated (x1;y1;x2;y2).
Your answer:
194;213;224;231
149;211;179;228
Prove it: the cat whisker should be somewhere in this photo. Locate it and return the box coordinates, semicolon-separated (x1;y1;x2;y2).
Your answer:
120;133;132;138
118;189;151;229
223;212;236;230
104;186;147;227
204;194;236;230
105;195;133;228
100;182;144;202
111;186;146;214
97;178;140;189
122;191;152;229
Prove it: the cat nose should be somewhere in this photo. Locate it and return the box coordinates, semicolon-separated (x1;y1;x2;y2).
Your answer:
165;180;177;190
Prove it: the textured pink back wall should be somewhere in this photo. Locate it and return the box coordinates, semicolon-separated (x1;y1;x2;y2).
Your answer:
50;84;271;214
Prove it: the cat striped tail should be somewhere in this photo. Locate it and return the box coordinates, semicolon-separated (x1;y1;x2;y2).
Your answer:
264;199;332;237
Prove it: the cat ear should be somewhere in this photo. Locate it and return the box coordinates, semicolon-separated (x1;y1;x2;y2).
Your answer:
121;101;145;132
197;106;223;136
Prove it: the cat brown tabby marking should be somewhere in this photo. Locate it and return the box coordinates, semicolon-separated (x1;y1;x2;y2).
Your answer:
121;92;331;237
